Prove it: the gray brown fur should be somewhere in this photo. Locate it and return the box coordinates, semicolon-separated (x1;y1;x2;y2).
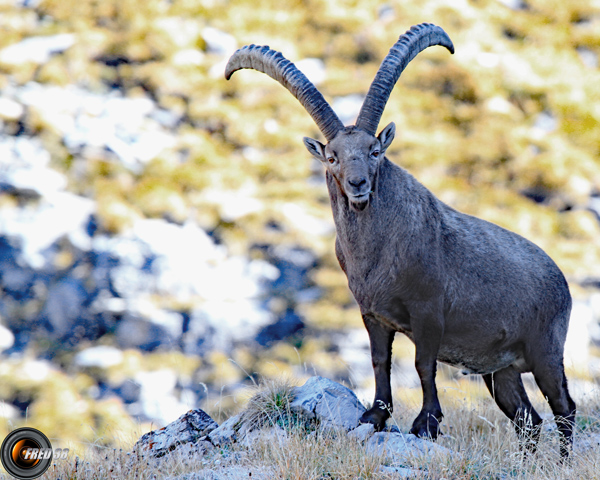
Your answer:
226;23;576;458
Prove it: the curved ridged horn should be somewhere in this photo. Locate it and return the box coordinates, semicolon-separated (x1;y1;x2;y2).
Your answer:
355;23;454;136
225;45;344;142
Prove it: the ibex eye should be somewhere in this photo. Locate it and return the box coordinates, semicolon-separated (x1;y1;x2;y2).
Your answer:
371;151;380;158
327;157;335;164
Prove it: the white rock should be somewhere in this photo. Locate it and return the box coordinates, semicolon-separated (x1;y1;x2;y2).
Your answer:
155;17;202;48
169;466;275;480
476;52;500;69
575;433;600;455
18;83;175;171
208;414;242;446
0;191;94;268
0;34;75;65
485;96;517;116
203;186;264;222
0;136;51;170
332;94;365;125
296;58;326;85
202;27;237;56
577;47;599;69
0;402;19;420
240;425;288;448
6;166;67;197
531;110;557;139
280;203;334;237
74;346;124;369
0;323;15;352
366;431;451;461
379;465;422;478
564;300;593;372
172;49;204;66
348;423;375;443
495;0;527;10
0;97;24;120
21;359;53;382
134;369;194;425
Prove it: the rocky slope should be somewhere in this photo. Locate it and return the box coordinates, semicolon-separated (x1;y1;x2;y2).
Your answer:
0;0;599;448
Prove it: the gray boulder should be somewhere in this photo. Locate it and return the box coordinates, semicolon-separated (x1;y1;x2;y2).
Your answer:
133;408;218;459
289;376;366;431
207;414;242;447
366;431;451;461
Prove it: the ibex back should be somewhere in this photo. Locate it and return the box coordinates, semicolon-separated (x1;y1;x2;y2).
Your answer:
226;23;576;459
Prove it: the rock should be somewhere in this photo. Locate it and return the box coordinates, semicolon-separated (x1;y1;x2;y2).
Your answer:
172;48;205;67
0;402;19;420
0;191;94;269
208;414;242;446
296;58;326;85
332;94;364;125
564;300;594;372
17;83;176;172
169;466;276;480
366;432;451;462
379;465;422;478
115;312;181;351
575;433;600;454
0;135;66;199
289;376;366;431
495;0;528;10
0;97;24;121
133;408;218;459
201;27;237;56
265;244;317;298
377;4;396;22
532;110;557;137
255;309;304;347
348;423;375;442
132;369;194;425
240;425;288;448
0;323;15;352
74;346;124;369
577;47;599;69
5;165;67;198
114;379;142;404
0;34;76;65
155;17;202;49
42;278;90;338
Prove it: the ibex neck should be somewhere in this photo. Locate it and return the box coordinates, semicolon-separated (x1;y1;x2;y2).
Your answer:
326;159;399;258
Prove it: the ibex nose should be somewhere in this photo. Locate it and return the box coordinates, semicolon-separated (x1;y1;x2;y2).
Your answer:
348;177;367;189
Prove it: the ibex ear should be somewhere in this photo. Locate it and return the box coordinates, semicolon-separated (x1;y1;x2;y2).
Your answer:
303;137;326;162
378;122;396;151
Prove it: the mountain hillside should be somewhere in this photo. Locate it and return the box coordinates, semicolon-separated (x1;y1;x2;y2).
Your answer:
0;0;599;456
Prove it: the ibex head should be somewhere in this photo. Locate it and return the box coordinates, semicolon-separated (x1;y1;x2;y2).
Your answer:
225;23;454;212
303;124;395;211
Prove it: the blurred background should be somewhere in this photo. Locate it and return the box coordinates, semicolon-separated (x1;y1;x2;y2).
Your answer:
0;0;600;453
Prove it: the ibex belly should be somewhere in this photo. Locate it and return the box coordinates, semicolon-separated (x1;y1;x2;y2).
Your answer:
369;293;528;376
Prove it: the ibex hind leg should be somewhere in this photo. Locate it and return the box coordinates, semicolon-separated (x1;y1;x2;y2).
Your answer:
531;360;576;460
482;367;543;454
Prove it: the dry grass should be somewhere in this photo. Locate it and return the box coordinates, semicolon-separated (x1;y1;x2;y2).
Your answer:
7;377;596;480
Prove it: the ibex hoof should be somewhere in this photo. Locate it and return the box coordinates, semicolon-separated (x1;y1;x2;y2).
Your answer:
359;406;391;431
410;412;443;440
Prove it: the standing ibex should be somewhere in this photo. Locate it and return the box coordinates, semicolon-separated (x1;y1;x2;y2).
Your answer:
225;23;576;458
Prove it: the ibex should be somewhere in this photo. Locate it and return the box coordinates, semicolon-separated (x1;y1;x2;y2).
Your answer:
225;23;576;458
